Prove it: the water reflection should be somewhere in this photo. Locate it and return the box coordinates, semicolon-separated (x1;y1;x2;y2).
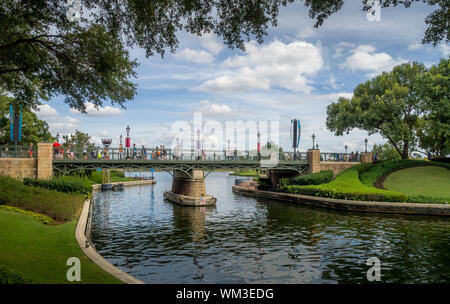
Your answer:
90;172;450;284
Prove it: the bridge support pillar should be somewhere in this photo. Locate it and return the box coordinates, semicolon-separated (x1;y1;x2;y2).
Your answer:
361;152;373;164
37;142;53;179
164;169;216;206
269;170;299;186
307;149;321;174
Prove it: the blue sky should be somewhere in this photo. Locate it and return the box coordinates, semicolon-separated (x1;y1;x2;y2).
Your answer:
36;1;449;153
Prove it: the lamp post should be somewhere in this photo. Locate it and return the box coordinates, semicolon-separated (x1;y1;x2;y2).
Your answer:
257;131;261;161
345;145;348;154
43;122;48;142
197;129;201;160
364;138;368;153
126;125;130;159
312;134;316;149
56;132;60;143
316;143;319;150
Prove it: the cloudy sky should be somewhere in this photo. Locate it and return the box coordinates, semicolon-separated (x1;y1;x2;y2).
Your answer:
36;1;449;153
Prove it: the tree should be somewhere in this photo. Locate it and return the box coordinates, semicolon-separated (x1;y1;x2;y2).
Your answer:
62;130;96;154
372;142;401;161
417;58;450;157
1;1;447;111
0;95;51;145
326;62;427;159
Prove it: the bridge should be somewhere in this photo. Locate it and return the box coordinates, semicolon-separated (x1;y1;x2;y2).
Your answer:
1;143;372;207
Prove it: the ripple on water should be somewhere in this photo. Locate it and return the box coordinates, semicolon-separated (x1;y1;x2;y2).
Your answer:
90;172;450;284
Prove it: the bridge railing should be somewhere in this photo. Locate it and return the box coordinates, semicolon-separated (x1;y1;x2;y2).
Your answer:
0;144;38;159
52;147;361;162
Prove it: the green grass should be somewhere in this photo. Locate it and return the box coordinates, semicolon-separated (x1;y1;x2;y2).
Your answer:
287;164;407;202
230;170;260;176
383;166;450;199
0;209;121;284
0;176;85;222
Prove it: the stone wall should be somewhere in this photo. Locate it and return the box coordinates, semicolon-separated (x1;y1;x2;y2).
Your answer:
171;169;207;197
0;158;37;180
0;142;53;180
320;162;360;177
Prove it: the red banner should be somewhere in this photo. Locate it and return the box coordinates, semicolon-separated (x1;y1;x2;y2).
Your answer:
125;138;131;148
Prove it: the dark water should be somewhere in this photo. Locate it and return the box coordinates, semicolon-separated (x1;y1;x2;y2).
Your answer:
90;172;450;284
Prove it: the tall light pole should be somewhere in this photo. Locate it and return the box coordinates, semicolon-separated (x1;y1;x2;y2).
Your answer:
126;125;130;159
345;145;348;154
312;134;316;150
364;138;368;153
197;129;201;160
257;131;261;161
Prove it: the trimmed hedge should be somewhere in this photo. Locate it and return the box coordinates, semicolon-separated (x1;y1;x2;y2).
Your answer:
286;164;408;202
289;170;334;186
23;176;92;195
0;176;85;222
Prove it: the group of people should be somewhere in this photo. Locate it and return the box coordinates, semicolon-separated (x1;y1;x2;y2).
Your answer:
129;144;168;160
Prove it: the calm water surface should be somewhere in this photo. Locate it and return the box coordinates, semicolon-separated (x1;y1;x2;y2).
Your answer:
91;172;450;283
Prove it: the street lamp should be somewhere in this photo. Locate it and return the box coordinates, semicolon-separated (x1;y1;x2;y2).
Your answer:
364;138;368;153
312;134;316;149
126;125;130;159
257;131;261;161
345;145;348;154
316;143;319;150
56;132;60;142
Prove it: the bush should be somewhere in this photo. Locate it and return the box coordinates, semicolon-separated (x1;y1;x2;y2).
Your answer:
257;177;272;191
0;176;85;222
289;170;334;186
0;264;33;284
360;159;450;187
407;195;450;204
23;176;92;195
286;164;408;202
0;205;55;225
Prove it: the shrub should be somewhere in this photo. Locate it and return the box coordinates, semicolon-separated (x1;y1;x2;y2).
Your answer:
0;176;85;222
0;205;55;225
257;177;272;191
23;176;92;195
286;164;408;202
360;159;450;187
0;264;33;284
289;170;334;186
407;195;450;204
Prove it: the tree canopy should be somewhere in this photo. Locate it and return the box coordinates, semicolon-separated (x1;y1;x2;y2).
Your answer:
0;0;448;113
326;58;449;159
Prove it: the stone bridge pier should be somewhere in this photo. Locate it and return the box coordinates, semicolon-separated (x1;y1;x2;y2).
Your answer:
163;169;216;206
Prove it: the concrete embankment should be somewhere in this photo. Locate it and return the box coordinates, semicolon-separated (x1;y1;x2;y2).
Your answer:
232;186;450;216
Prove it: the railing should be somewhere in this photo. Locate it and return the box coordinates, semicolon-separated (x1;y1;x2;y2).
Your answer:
52;147;361;162
0;144;38;159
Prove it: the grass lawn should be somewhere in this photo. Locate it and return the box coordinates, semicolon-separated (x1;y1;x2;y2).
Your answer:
0;209;121;284
383;166;450;199
230;170;260;176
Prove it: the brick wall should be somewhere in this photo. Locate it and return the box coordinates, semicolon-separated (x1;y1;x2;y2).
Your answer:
0;158;38;180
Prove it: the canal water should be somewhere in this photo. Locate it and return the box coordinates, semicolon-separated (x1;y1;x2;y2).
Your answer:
90;172;450;284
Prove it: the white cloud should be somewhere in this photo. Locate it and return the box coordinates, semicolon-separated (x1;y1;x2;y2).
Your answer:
438;44;450;56
339;44;406;77
174;48;214;64
193;40;323;93
69;102;123;117
199;32;223;55
34;104;81;134
408;43;422;51
196;100;233;116
297;27;315;39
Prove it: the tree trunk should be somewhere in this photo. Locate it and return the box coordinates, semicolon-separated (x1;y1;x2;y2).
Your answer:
402;141;409;159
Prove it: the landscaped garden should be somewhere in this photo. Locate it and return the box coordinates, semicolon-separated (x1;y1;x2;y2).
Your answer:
0;174;124;284
263;159;450;204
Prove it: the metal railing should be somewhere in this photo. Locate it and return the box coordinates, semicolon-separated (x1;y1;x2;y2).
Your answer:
0;144;38;159
52;147;361;162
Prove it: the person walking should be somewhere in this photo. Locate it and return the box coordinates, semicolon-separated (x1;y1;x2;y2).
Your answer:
83;143;88;159
119;143;124;160
28;143;34;158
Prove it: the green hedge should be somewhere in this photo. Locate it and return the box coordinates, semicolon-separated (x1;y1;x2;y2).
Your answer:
257;177;272;191
0;176;85;222
289;170;334;186
360;159;450;187
23;176;92;195
286;164;408;202
0;205;55;225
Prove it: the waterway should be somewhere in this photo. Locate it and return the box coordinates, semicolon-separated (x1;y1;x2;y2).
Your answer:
90;172;450;283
